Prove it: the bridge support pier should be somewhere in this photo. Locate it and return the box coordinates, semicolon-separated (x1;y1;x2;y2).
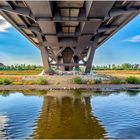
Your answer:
56;57;65;71
85;47;96;74
56;56;61;70
85;43;97;74
73;56;79;70
85;35;99;74
40;46;50;74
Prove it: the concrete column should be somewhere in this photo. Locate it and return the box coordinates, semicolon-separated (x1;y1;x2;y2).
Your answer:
60;58;65;71
73;56;79;70
84;35;99;74
40;46;50;74
85;44;96;74
56;56;61;70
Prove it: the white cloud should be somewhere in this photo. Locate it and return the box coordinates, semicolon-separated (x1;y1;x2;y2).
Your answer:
0;15;12;32
123;35;140;43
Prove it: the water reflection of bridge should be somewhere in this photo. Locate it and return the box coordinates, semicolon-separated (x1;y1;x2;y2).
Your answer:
30;90;106;139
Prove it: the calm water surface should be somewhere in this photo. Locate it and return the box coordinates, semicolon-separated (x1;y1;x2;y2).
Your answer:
0;90;140;139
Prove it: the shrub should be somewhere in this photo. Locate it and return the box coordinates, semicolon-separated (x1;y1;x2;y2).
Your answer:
111;77;124;84
2;79;13;85
126;76;140;84
73;77;83;84
0;79;3;85
94;79;102;84
36;77;48;85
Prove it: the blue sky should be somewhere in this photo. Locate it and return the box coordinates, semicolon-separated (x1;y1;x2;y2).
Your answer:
0;15;140;66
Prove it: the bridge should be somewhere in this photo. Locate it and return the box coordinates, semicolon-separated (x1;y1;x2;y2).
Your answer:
0;1;139;74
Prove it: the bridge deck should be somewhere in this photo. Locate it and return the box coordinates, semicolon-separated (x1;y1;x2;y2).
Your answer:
0;1;139;73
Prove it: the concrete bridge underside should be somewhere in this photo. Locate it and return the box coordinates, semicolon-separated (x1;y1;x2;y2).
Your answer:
0;1;140;73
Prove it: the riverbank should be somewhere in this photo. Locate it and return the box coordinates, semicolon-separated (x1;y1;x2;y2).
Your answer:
0;84;140;91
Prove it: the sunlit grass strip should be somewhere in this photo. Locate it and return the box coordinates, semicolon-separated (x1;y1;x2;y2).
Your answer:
0;70;42;75
0;77;48;85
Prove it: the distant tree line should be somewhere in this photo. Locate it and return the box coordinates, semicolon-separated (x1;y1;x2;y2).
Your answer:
92;63;140;70
0;64;43;71
1;63;140;71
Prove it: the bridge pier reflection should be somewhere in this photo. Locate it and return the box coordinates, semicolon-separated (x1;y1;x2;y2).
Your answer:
31;90;106;139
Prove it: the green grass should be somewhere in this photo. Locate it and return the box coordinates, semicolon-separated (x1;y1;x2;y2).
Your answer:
73;77;83;84
111;77;125;84
36;77;48;85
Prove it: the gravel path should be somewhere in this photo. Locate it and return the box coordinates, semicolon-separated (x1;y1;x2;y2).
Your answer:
0;84;140;91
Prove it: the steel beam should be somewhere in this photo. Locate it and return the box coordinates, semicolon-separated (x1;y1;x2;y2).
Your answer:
44;25;118;37
0;5;35;20
105;7;140;20
1;4;140;23
18;25;41;33
36;16;103;22
97;25;118;33
4;6;139;23
56;47;66;57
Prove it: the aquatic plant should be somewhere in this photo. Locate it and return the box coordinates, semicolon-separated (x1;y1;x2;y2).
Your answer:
0;91;10;96
127;90;140;96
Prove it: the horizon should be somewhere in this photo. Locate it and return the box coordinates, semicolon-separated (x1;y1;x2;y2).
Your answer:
0;15;140;65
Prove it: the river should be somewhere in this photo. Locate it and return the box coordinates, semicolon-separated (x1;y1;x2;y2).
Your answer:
0;90;140;139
